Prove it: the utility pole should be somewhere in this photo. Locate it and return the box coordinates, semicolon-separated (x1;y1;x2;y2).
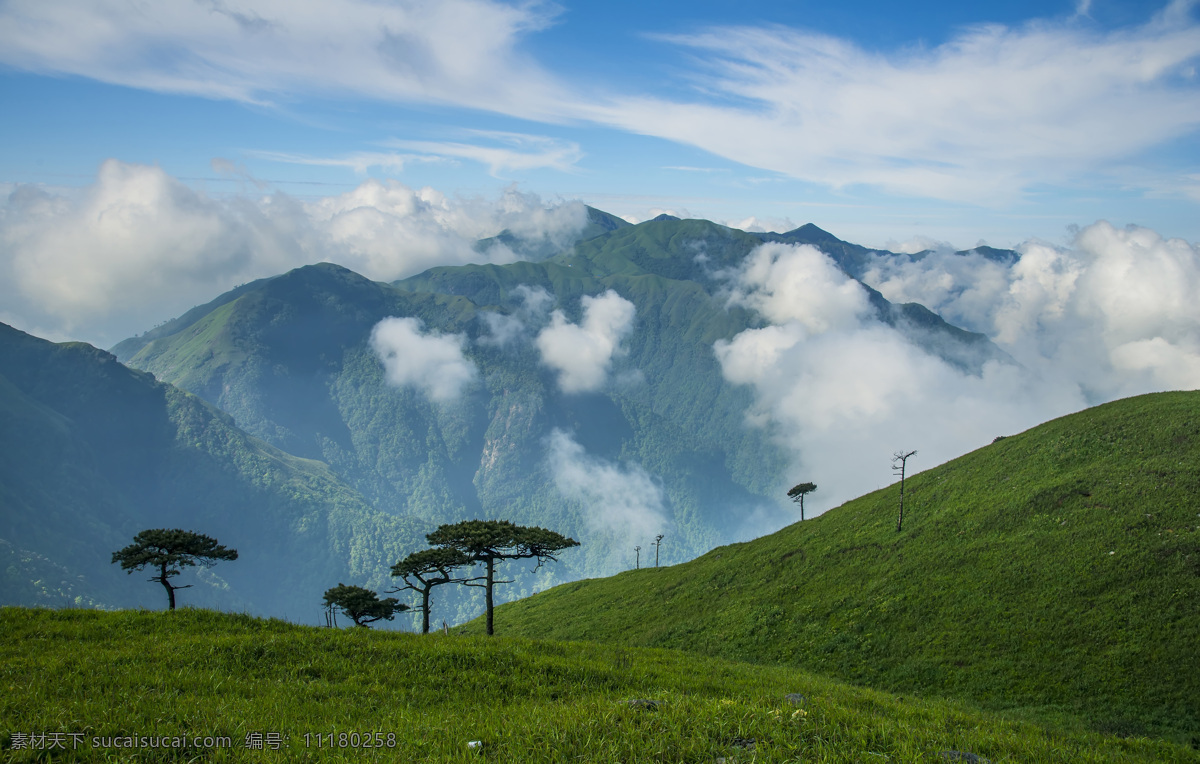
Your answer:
634;545;641;569
892;450;917;532
653;534;664;567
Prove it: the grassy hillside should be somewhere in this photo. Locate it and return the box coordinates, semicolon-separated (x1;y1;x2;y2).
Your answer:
0;322;424;620
465;392;1200;744
2;608;1194;763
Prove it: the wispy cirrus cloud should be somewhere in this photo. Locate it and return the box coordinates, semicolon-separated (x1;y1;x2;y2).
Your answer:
1;0;1198;204
0;0;570;117
254;131;582;177
595;2;1200;204
383;131;584;176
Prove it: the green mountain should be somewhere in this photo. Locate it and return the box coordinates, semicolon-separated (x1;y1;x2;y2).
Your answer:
463;391;1200;744
111;216;1004;591
0;322;423;620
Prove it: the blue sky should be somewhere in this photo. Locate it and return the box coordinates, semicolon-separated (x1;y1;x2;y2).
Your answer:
1;0;1199;345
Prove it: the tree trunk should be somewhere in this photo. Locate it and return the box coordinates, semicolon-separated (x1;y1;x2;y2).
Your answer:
485;557;495;636
159;562;176;610
421;589;431;634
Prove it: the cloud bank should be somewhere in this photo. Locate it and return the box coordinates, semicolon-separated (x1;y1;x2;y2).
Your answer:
546;428;669;558
863;221;1200;399
716;224;1200;515
536;290;637;393
369;317;476;403
0;161;588;345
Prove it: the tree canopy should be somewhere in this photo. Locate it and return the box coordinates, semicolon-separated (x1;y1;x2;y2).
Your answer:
111;529;238;610
322;584;405;628
427;520;579;635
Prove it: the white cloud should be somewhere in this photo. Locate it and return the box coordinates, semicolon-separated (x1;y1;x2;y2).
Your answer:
384;132;584;177
0;160;310;342
536;290;636;393
546;428;669;549
2;2;1197;204
257;131;583;178
724;242;872;331
719;222;1200;515
0;162;588;346
863;220;1200;400
715;241;1089;513
596;8;1200;203
369;317;476;403
0;0;570;118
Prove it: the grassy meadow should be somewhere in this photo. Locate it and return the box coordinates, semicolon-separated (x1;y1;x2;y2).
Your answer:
464;392;1200;745
2;607;1196;763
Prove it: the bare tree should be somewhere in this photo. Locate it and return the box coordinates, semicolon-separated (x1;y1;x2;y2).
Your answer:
892;450;917;532
634;545;641;569
787;482;817;521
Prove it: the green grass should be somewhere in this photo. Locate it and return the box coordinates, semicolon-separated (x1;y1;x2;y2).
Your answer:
3;608;1195;763
464;391;1200;745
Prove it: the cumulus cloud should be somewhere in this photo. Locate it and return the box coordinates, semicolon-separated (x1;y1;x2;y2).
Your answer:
724;242;872;331
546;428;669;552
0;160;311;342
369;317;476;402
720;224;1200;515
862;220;1200;400
715;242;1088;513
536;290;636;393
0;161;588;346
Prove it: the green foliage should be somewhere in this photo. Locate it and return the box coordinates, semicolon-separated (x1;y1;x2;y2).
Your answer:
426;519;580;562
467;392;1200;745
112;529;238;573
2;607;1192;763
322;584;405;627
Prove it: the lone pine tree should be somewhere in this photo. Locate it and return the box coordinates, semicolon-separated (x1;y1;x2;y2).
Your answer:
111;529;238;610
787;482;817;521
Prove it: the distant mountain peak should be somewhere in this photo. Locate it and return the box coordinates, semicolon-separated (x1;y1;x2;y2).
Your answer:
650;213;681;222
